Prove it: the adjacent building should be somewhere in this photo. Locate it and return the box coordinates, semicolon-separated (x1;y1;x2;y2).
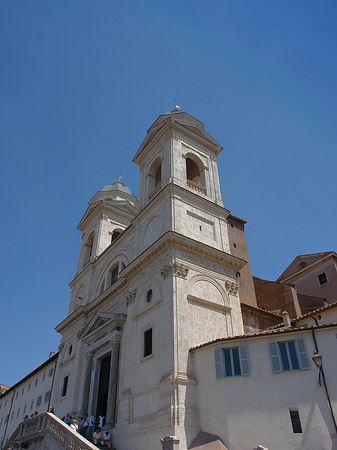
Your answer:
0;352;58;447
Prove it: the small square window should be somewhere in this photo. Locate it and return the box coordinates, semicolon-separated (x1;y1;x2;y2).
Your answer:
143;328;153;358
318;272;328;286
289;408;302;433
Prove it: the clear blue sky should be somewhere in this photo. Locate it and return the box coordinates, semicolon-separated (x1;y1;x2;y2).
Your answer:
1;0;336;387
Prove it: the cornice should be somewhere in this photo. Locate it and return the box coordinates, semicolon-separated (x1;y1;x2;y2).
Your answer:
78;201;137;231
133;118;222;164
60;231;245;335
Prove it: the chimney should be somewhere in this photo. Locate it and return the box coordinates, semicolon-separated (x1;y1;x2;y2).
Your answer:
282;311;291;327
49;350;55;358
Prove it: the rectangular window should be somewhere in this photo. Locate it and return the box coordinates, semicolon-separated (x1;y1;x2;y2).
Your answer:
35;379;38;386
110;266;119;286
30;400;34;410
16;408;20;417
23;404;27;413
42;373;45;381
318;272;328;286
22;388;24;395
44;391;51;402
62;376;69;397
36;396;42;407
5;415;8;423
143;328;153;357
269;338;310;373
290;408;303;433
11;412;14;421
215;345;250;378
48;368;53;378
28;384;31;391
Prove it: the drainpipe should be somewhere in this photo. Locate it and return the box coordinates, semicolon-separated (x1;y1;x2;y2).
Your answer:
311;318;337;433
1;389;15;448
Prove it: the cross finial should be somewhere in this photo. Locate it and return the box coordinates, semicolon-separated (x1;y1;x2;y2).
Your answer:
172;98;181;112
117;169;122;182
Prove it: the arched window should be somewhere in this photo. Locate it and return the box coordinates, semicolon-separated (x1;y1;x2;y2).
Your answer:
186;158;201;184
155;164;161;188
111;228;123;244
186;155;206;194
148;158;162;199
83;231;95;266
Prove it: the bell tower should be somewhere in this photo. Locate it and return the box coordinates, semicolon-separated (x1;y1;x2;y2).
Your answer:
134;108;224;210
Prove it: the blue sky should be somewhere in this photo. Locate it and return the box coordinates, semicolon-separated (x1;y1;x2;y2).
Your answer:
0;0;336;387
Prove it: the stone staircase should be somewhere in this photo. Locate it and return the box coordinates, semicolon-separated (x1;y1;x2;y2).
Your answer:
5;412;101;450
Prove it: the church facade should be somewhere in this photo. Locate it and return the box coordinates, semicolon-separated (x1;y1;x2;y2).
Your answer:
51;109;254;450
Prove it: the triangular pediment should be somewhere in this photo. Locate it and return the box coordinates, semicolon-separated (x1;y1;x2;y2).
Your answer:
277;252;335;282
134;111;222;163
80;312;126;341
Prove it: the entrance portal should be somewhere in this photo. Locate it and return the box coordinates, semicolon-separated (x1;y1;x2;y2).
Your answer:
96;354;111;418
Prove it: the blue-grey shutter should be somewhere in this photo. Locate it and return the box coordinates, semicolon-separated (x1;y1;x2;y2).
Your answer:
214;348;223;378
239;344;250;375
296;338;310;369
269;341;282;372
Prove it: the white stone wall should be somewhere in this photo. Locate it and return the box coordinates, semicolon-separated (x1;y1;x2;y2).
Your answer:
192;327;337;450
0;357;57;446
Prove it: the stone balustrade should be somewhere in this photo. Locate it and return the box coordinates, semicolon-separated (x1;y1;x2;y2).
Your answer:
7;413;99;450
186;181;206;194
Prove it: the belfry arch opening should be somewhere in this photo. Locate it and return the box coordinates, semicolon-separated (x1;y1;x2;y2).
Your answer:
186;155;206;191
148;158;162;199
111;228;123;244
83;231;95;266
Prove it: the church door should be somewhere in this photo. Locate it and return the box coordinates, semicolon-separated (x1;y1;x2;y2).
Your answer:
96;354;111;418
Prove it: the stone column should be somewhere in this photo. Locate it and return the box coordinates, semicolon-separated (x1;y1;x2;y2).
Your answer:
105;335;121;426
81;351;94;416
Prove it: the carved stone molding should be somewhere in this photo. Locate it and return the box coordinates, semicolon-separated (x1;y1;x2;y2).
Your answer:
85;351;94;360
76;327;86;339
225;280;238;295
161;260;189;279
102;214;109;221
126;289;137;305
58;343;65;351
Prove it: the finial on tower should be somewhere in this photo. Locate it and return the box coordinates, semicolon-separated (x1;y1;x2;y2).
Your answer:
171;98;181;113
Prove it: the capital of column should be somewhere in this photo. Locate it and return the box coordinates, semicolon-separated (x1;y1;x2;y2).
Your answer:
161;260;189;279
109;333;122;346
85;351;94;360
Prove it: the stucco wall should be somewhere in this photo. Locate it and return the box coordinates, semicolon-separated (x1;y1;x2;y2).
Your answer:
192;328;337;450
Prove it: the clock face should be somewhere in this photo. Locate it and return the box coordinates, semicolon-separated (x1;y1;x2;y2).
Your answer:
143;216;162;247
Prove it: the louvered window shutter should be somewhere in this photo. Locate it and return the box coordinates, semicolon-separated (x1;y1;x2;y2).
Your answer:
296;338;310;369
269;341;282;372
214;348;223;378
239;344;250;375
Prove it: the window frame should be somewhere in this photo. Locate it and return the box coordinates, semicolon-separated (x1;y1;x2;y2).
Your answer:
269;338;310;373
318;272;328;286
215;344;250;379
